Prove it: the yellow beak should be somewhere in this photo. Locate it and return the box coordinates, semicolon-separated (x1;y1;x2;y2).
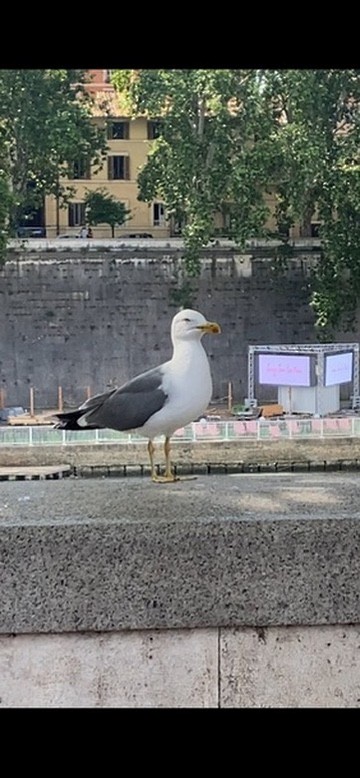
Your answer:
197;321;221;334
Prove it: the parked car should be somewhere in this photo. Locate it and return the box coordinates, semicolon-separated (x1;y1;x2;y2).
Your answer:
125;233;153;239
55;234;79;239
16;227;46;238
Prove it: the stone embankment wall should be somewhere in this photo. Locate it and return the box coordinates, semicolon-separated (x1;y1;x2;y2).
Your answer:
0;243;333;409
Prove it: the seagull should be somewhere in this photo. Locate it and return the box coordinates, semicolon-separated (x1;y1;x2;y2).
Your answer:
54;309;221;482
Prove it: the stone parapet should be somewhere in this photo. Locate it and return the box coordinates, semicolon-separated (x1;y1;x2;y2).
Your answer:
1;473;360;635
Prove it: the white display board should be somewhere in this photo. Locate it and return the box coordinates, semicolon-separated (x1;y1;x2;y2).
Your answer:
325;352;353;387
258;354;311;387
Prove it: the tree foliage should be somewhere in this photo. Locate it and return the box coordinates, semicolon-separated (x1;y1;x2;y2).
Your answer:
259;69;360;333
0;69;106;245
111;69;273;275
84;188;131;237
0;172;14;258
111;68;360;332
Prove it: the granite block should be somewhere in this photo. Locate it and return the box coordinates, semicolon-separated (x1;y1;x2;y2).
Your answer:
1;473;360;634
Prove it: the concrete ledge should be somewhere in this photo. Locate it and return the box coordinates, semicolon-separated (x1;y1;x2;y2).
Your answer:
7;237;322;253
1;473;360;634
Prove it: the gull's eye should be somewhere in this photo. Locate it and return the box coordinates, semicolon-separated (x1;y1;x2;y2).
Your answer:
183;318;191;322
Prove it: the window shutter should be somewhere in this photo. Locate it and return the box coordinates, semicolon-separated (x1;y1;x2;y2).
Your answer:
68;204;74;227
107;157;112;180
124;156;130;180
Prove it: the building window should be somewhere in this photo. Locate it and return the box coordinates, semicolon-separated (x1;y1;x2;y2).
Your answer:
69;157;91;180
147;121;163;140
278;224;290;238
68;202;86;227
153;202;165;226
311;222;321;238
107;121;129;140
104;69;111;83
107;155;130;180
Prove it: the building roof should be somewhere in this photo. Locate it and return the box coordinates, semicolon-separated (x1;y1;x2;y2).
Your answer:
90;89;132;118
84;69;132;119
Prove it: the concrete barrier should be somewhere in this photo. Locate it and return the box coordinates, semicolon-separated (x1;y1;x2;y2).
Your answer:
1;472;360;707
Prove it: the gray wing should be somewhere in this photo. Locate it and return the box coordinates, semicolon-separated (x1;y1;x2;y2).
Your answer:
81;366;167;431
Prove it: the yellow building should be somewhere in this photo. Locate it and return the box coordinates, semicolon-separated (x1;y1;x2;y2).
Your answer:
45;70;169;239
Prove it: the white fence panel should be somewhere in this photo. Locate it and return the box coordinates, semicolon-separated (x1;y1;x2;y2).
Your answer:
1;416;360;447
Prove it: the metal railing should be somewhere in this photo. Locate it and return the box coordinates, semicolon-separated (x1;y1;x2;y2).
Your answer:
1;416;360;446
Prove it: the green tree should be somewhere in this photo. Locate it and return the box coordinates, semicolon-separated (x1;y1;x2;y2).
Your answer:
112;68;360;332
84;188;131;237
0;69;107;245
111;69;273;277
259;69;360;333
0;172;14;258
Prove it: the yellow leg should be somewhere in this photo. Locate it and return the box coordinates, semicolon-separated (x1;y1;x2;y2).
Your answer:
164;436;174;479
147;437;179;483
147;440;157;480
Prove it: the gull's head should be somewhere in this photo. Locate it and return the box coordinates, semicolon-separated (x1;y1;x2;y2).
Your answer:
171;309;221;343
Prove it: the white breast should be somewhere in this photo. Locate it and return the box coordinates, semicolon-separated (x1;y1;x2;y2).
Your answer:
141;341;213;438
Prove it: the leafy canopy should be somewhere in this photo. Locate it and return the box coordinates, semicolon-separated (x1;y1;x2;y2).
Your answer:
0;69;107;242
84;188;131;237
260;69;360;333
111;68;360;332
111;69;273;274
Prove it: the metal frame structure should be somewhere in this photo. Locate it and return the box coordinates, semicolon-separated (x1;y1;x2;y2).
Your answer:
247;343;360;415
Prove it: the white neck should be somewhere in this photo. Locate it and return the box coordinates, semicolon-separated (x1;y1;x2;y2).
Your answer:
172;336;207;365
